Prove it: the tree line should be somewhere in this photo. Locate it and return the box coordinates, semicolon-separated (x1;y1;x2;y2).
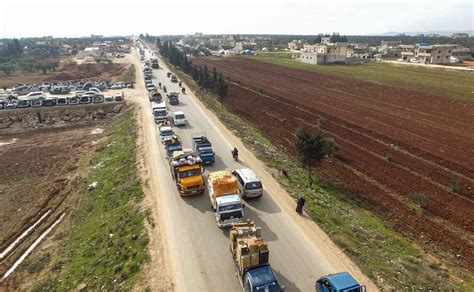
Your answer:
157;39;228;101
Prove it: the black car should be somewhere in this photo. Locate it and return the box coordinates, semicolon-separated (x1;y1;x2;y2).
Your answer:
79;96;91;104
42;98;57;106
17;99;31;108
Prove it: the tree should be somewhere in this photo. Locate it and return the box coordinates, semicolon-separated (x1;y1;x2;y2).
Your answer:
295;128;338;187
216;73;228;102
156;37;162;49
0;64;15;76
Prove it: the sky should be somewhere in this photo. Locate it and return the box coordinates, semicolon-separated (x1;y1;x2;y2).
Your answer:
0;0;472;37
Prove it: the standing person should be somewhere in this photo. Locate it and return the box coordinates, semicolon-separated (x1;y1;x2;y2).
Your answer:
296;194;305;214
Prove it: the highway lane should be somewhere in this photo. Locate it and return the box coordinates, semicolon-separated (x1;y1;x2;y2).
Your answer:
141;48;345;291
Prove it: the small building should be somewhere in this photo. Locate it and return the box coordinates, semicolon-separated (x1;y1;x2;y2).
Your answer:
414;43;455;64
77;47;101;59
298;43;347;64
321;36;331;45
452;46;471;61
288;40;307;50
400;44;416;61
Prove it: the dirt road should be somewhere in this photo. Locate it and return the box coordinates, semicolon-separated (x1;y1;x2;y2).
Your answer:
129;44;377;291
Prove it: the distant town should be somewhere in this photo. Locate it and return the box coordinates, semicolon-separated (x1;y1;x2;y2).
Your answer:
140;32;473;67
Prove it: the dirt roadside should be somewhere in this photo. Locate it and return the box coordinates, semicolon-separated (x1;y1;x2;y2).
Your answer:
126;48;174;291
153;52;378;290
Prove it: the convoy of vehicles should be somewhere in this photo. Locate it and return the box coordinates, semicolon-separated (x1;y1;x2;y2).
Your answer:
192;133;215;166
169;149;206;195
207;171;245;227
230;221;284;291
140;43;364;291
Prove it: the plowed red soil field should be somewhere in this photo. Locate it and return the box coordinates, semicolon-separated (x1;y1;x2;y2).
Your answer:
193;57;474;268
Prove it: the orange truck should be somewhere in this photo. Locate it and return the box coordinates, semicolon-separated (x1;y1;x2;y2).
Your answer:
207;171;245;227
169;149;205;195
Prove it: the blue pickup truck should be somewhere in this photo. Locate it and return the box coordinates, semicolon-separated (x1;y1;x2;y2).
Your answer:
315;272;365;292
192;133;215;166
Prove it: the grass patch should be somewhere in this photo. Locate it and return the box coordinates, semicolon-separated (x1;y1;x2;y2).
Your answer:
250;53;474;101
34;109;149;290
119;64;136;83
163;57;473;290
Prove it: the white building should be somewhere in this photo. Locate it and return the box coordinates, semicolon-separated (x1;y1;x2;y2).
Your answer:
298;43;347;64
77;47;101;59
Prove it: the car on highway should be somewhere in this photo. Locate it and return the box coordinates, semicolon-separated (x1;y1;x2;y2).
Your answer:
172;111;186;126
232;168;263;199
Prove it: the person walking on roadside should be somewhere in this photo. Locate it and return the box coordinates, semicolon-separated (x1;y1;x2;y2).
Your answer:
296;194;305;214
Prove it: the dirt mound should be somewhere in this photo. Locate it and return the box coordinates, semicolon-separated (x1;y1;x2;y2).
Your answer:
193;56;474;269
45;63;128;82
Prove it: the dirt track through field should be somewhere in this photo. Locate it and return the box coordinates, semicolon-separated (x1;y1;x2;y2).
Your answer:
193;57;474;269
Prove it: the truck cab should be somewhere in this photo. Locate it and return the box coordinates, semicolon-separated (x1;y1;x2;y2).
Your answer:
243;264;284;292
169;149;205;196
315;272;365;292
159;126;174;142
152;101;167;123
192;133;215;166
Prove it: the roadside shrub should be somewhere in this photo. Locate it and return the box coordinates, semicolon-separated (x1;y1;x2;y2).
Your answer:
410;192;428;209
448;178;460;193
385;154;394;162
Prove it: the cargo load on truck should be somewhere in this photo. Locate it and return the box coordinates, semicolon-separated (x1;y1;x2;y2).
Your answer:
230;221;283;291
192;133;215;166
167;91;180;105
163;135;182;158
208;171;244;227
170;149;205;195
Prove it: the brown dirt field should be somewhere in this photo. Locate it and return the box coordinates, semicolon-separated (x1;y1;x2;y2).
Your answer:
0;123;107;278
192;56;474;269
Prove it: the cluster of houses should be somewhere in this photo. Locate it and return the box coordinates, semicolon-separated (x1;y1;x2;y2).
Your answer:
289;38;472;65
76;40;131;62
177;33;273;56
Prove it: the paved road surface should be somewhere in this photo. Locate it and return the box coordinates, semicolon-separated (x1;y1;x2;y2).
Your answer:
140;48;358;291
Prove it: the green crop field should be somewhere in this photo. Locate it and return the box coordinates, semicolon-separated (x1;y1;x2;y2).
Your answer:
250;53;474;101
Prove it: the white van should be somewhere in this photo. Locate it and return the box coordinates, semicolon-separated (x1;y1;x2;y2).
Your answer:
232;168;263;199
172;111;186;126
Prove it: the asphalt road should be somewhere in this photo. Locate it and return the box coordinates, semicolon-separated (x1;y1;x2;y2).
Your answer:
141;49;343;292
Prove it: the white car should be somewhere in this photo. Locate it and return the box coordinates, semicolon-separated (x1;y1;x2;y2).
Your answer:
25;91;45;99
172;111;186;126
